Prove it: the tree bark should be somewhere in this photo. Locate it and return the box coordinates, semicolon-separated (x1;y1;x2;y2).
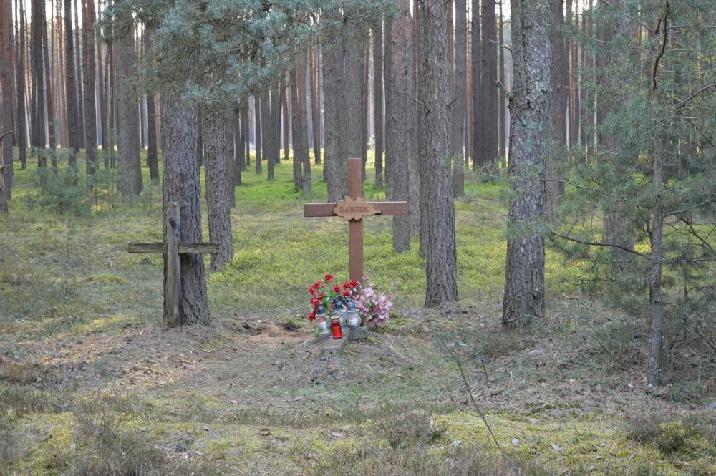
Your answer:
498;0;506;160
144;23;159;182
115;9;142;196
322;43;345;202
545;0;566;222
470;0;481;170
502;0;553;327
63;0;79;165
373;23;384;188
386;0;412;253
30;0;46;169
81;0;97;182
340;29;367;194
41;8;55;173
309;46;321;165
15;0;27;169
419;0;459;306
290;57;311;196
255;95;262;174
478;0;499;166
161;91;209;325
204;103;234;271
451;0;467;197
0;0;12;211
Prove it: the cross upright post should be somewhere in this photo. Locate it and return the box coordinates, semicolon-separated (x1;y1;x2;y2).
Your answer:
304;158;409;282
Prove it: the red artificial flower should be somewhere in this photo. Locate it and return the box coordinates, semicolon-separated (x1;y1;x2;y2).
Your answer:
332;285;340;293
311;297;319;307
308;310;316;320
342;290;350;297
308;286;315;294
324;273;334;282
350;279;359;287
314;280;322;288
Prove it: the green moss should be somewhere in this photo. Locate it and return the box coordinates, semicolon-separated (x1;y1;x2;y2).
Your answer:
435;412;716;475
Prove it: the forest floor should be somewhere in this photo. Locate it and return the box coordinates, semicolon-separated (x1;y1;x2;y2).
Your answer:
1;151;715;475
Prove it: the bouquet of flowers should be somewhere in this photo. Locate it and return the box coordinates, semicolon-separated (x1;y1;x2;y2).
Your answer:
354;279;393;327
307;274;360;320
306;274;392;327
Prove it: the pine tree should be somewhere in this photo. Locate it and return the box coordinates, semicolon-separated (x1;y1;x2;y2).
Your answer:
419;0;458;306
502;0;553;327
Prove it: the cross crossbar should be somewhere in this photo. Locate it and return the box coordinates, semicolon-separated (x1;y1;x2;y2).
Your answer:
303;158;409;281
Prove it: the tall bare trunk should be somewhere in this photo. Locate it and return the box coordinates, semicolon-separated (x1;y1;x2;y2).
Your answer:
63;0;79;163
478;0;498;166
15;0;27;169
0;0;12;211
309;46;321;166
144;22;158;182
115;9;142;196
204;103;234;271
451;0;467;197
386;0;413;252
470;0;480;170
502;0;553;327
373;23;384;188
419;0;458;306
322;43;345;202
161;91;208;325
81;0;97;182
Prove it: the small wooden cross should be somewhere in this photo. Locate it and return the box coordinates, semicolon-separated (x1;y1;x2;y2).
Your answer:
304;158;409;281
128;202;218;326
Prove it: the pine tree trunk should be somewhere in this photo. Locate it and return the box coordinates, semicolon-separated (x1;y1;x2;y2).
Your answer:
498;0;506;160
41;10;55;174
30;0;46;171
265;87;277;181
373;22;384;188
479;0;499;166
240;102;249;170
0;0;12;211
470;0;481;170
386;0;412;253
63;0;79;163
115;9;141;196
341;30;366;192
204;103;234;272
15;0;27;169
73;0;84;150
310;46;321;165
290;60;310;194
419;0;458;306
255;95;262;174
451;0;467;198
502;0;552;327
81;0;97;182
144;23;158;182
282;81;290;162
322;43;345;202
296;56;311;196
161;91;209;326
545;0;566;222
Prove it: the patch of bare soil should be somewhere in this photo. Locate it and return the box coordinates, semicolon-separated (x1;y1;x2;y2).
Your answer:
3;303;713;427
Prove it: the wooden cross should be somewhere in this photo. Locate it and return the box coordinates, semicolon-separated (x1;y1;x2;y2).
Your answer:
127;202;218;325
304;158;409;281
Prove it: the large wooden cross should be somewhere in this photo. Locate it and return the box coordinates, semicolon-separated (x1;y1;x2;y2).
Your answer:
127;202;218;326
304;158;409;281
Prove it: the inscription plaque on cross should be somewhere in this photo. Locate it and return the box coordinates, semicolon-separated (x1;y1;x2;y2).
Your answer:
127;202;218;326
304;158;409;281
